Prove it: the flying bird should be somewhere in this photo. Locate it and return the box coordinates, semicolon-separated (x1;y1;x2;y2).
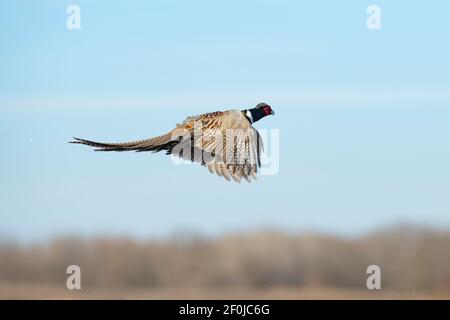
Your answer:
70;102;275;182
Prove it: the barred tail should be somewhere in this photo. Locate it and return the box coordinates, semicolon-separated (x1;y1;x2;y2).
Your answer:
69;132;174;152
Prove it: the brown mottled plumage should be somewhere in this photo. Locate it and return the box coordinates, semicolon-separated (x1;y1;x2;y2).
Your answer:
70;103;274;182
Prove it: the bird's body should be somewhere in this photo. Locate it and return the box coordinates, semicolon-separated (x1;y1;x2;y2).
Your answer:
71;103;274;182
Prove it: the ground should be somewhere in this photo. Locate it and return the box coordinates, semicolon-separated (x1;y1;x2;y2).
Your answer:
1;283;449;300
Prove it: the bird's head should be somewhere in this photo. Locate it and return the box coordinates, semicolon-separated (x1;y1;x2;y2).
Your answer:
256;102;275;116
244;102;275;123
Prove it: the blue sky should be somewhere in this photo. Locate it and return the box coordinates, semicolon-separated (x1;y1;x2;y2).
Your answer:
0;1;449;242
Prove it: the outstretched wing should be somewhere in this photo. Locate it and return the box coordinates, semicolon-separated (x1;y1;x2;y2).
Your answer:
170;110;263;182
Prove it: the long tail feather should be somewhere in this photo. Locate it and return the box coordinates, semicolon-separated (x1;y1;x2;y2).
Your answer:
69;133;173;152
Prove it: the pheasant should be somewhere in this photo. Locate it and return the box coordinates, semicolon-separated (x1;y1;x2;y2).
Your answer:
70;102;275;182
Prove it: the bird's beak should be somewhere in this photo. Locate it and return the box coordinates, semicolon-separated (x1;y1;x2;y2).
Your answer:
271;110;275;115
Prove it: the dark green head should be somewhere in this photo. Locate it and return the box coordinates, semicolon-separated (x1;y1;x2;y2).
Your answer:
243;102;275;123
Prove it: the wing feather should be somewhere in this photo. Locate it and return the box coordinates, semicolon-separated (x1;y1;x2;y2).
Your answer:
169;110;263;182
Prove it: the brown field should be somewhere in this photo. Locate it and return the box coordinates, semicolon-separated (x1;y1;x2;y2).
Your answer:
2;283;450;300
1;224;450;299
